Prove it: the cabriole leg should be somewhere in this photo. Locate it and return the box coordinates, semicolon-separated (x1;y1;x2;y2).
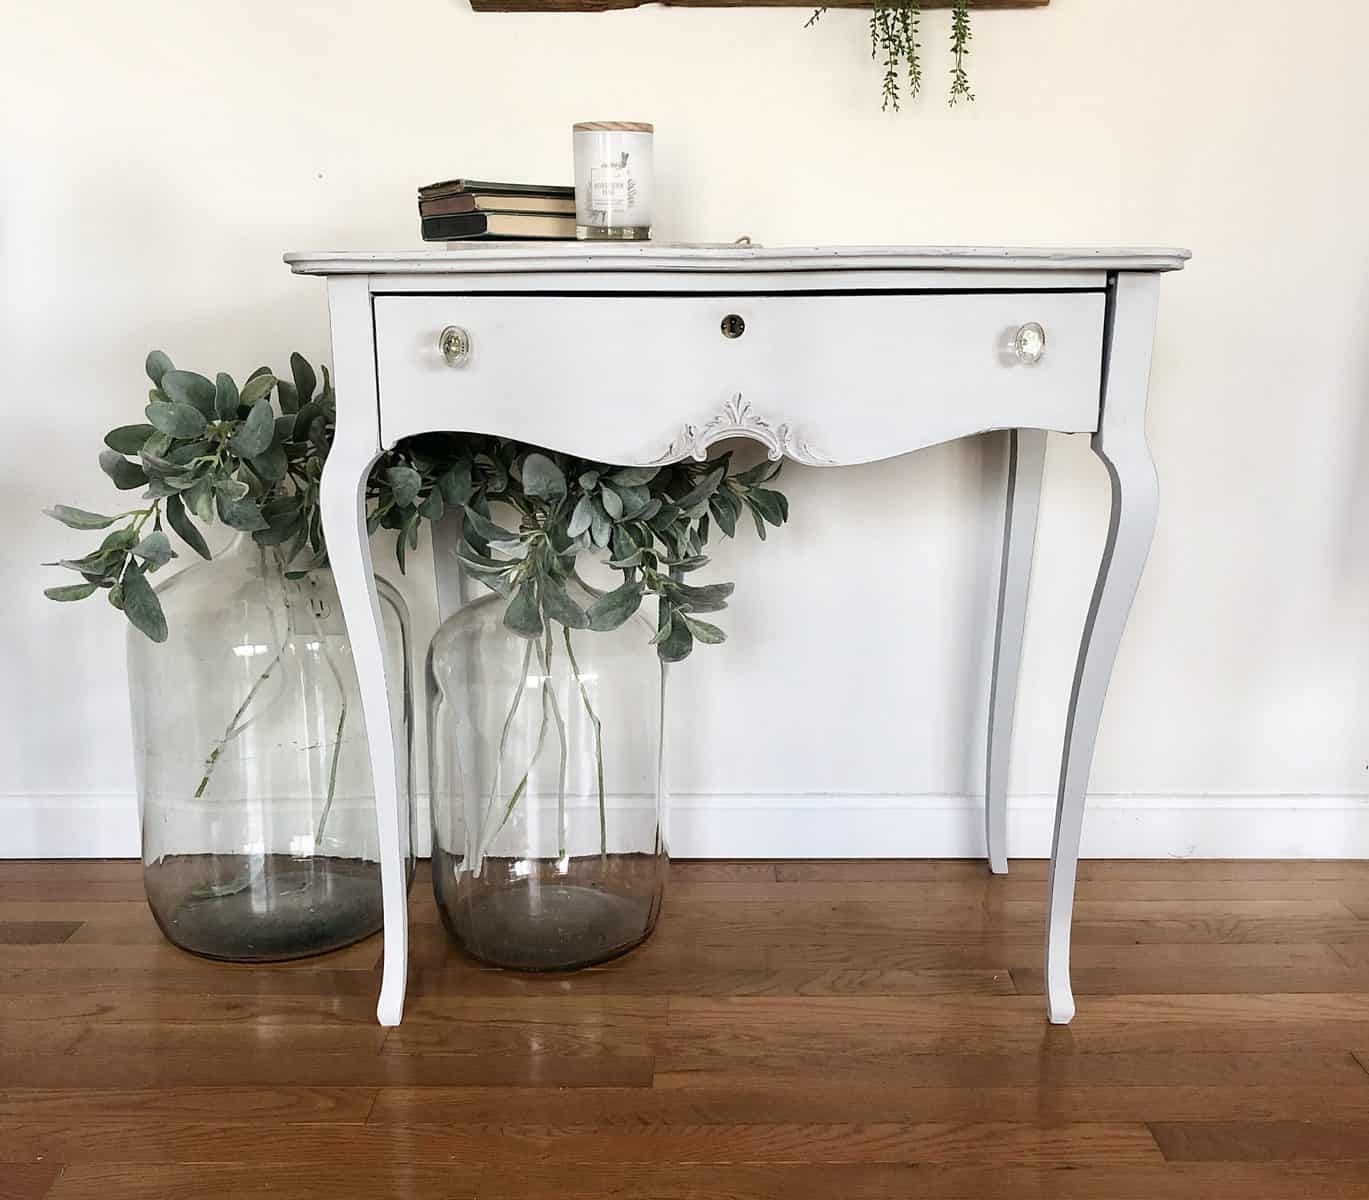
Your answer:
319;275;410;1027
985;427;1047;875
1046;273;1161;1024
321;448;408;1026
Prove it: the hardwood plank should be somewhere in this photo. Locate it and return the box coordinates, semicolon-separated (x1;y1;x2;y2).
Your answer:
466;1162;1369;1199
0;967;382;997
1334;944;1369;969
1070;879;1369;902
0;946;380;985
400;994;666;1023
1151;1120;1369;1162
383;995;665;1057
0;1119;1159;1167
761;941;1346;974
0;860;139;883
439;1121;1162;1165
0;1163;60;1200
68;1022;389;1057
774;859;1369;883
383;1018;648;1050
658;897;1359;925
776;860;1012;883
644;899;1369;953
669;860;780;882
45;1163;478;1200
0;1051;653;1090
13;1049;1358;1095
0;1024;85;1055
405;963;1016;999
654;1051;1369;1091
0;1087;375;1121
40;1161;1364;1200
0;903;162;924
0;990;378;1025
658;1040;1369;1081
673;877;1369;903
0;923;79;946
61;917;170;945
1011;963;1369;995
664;991;1369;1025
0;882;147;903
700;918;1369;958
370;1084;1369;1126
658;994;1369;1056
1064;943;1346;968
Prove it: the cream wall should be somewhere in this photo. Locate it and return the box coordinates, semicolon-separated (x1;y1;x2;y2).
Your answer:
4;0;1369;857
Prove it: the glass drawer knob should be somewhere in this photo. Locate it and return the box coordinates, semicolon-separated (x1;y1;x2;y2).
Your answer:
1013;322;1046;364
440;325;472;367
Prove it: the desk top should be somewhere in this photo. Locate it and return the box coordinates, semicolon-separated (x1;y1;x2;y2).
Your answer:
285;244;1191;277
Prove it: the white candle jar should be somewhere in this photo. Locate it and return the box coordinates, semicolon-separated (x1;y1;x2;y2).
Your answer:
573;122;653;241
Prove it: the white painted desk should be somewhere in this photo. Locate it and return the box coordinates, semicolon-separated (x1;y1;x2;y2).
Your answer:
286;244;1190;1027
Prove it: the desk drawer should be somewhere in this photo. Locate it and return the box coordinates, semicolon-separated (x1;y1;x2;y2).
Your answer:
373;291;1106;465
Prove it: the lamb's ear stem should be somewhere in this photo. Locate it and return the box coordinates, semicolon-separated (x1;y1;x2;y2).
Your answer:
473;636;535;877
536;624;569;861
563;626;607;862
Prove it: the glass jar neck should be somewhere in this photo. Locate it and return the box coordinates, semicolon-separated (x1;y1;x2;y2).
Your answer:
219;532;303;583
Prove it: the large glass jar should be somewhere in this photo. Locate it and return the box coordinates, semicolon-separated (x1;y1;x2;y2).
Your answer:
428;575;667;970
128;533;414;961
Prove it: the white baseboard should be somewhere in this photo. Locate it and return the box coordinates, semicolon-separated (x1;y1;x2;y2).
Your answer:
2;793;143;859
3;791;1368;860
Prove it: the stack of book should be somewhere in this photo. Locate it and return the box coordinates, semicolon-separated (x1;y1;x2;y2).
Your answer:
418;179;577;242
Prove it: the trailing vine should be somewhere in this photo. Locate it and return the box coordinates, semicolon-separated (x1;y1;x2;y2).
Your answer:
809;1;974;110
948;0;974;104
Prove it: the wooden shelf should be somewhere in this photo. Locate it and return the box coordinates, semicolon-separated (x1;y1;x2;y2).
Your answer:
470;2;1047;12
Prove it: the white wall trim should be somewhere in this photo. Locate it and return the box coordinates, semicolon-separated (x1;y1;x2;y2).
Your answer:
3;792;1367;860
3;793;143;859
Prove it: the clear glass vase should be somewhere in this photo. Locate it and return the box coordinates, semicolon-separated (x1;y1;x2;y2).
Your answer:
128;533;414;962
428;574;667;970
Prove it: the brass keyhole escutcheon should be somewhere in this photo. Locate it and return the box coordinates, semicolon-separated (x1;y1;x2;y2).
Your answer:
721;314;745;339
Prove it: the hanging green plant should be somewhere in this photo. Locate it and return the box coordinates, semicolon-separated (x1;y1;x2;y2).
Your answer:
809;0;974;110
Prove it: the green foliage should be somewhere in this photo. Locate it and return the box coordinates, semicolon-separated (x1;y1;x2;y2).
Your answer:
44;505;116;531
43;351;792;663
369;433;789;662
42;350;336;643
808;0;972;110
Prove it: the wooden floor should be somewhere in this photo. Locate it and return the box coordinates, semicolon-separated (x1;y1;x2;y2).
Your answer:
6;859;1369;1198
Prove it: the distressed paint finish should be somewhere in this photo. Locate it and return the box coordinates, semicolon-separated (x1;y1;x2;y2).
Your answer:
295;245;1185;1026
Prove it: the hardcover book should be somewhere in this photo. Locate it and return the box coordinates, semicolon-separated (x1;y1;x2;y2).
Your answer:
420;193;576;217
420;211;577;241
418;178;574;201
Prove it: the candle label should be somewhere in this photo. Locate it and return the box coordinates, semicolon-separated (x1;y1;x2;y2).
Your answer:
589;153;639;218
